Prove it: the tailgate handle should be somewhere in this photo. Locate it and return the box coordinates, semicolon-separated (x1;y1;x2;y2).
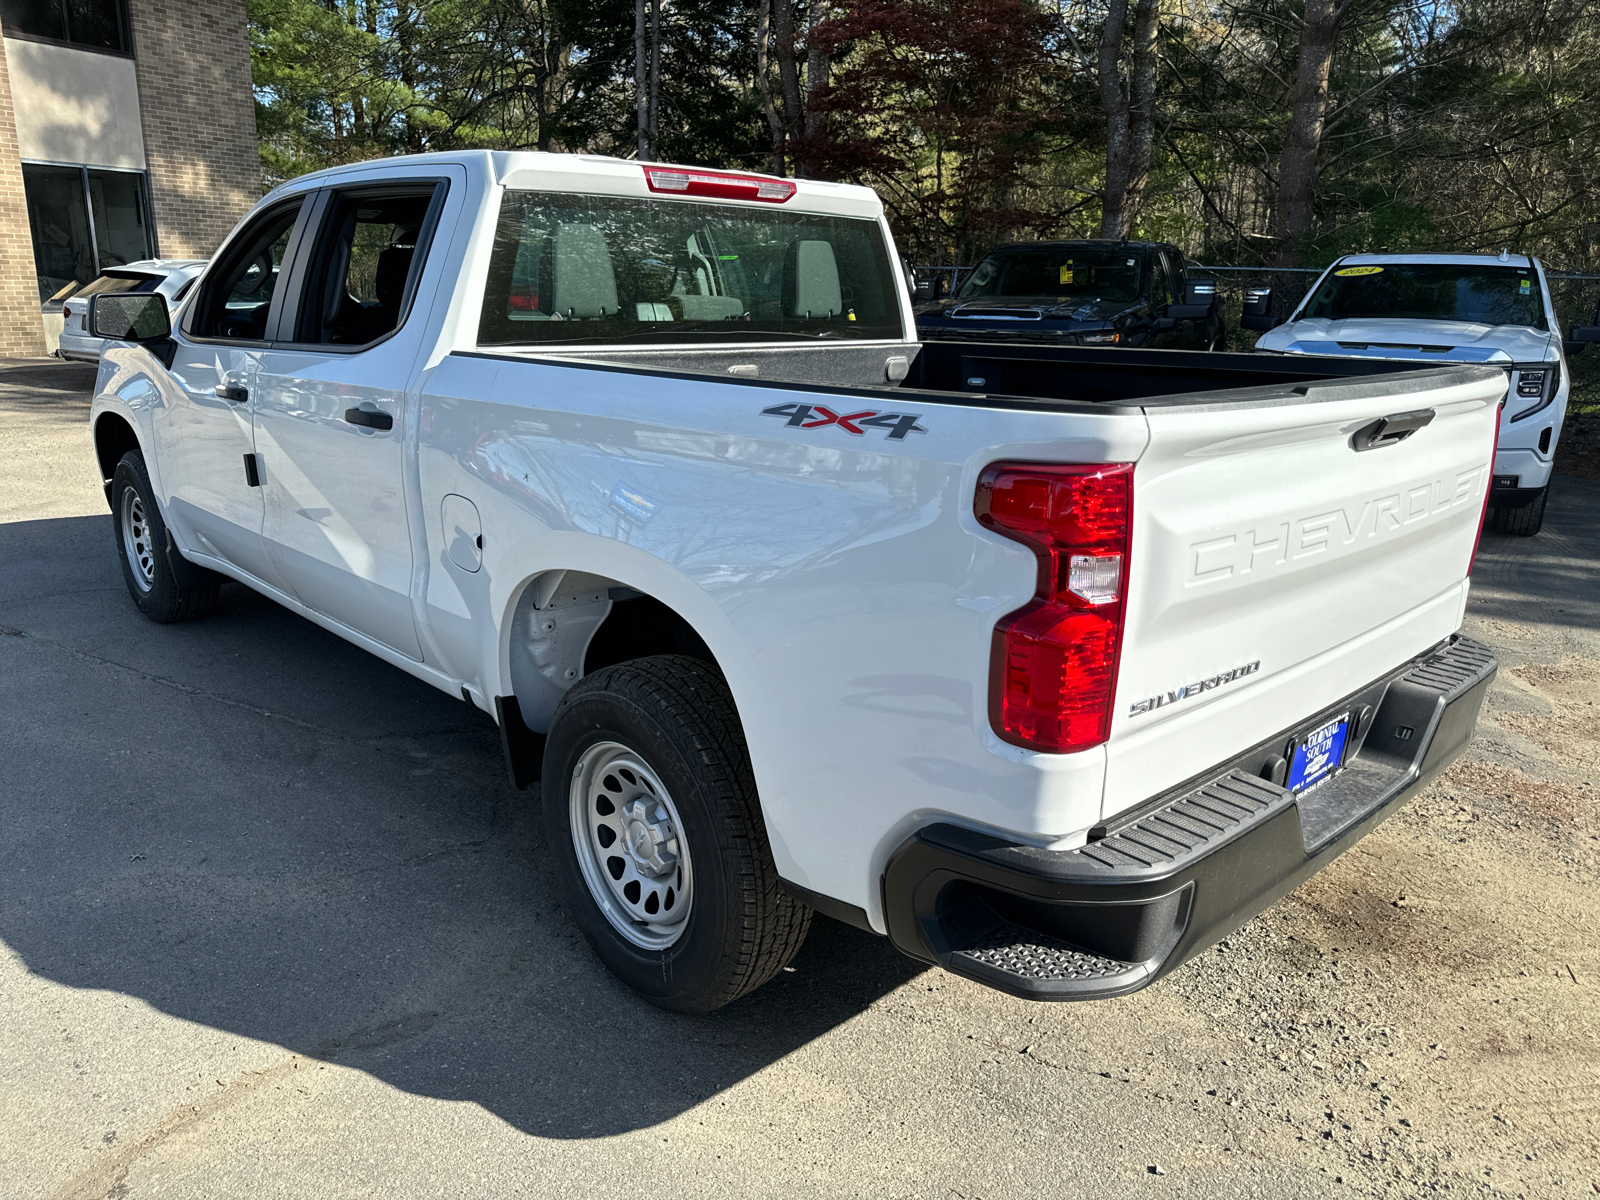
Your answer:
1350;408;1434;452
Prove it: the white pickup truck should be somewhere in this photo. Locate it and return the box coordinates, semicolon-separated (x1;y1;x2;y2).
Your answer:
87;151;1503;1013
1243;252;1600;536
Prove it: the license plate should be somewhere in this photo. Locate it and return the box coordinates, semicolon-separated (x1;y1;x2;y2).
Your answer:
1287;714;1349;794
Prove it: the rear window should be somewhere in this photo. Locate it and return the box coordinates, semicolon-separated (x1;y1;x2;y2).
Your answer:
478;190;903;347
50;272;160;304
1300;263;1547;329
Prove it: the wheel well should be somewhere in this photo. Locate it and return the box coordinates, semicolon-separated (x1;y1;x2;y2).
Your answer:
497;574;728;788
93;414;141;506
585;594;715;675
504;571;722;738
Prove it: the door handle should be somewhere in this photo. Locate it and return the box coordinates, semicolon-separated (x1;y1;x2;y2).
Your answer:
1350;408;1435;452
215;383;249;403
344;407;394;431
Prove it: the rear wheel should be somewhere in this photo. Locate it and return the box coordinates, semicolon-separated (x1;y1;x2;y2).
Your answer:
1488;486;1547;537
111;451;222;622
542;655;810;1012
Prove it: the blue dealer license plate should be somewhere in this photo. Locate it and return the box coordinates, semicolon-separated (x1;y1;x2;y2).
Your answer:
1287;714;1349;794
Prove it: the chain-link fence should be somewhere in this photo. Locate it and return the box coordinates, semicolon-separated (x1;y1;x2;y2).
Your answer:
909;262;1600;412
1190;267;1600;411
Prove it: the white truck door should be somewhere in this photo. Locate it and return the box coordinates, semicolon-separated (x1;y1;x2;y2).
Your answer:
158;198;312;590
247;179;450;661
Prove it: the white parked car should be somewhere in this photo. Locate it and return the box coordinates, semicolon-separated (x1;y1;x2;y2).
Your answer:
85;152;1503;1012
1243;252;1596;536
57;260;208;363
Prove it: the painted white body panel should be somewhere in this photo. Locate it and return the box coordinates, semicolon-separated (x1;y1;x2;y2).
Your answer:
89;152;1504;932
1256;252;1569;492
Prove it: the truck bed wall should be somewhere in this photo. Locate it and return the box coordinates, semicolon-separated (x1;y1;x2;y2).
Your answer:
537;341;1437;408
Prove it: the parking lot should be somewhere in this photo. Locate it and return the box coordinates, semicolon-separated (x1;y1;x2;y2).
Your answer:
1;358;1595;1199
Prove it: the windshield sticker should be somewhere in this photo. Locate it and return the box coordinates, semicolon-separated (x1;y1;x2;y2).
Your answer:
1060;265;1074;284
1519;279;1532;293
1335;266;1384;277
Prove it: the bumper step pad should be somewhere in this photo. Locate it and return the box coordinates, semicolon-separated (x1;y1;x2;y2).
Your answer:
954;923;1131;983
883;636;1498;1001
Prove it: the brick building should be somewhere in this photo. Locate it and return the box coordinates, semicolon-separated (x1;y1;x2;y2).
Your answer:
0;0;258;356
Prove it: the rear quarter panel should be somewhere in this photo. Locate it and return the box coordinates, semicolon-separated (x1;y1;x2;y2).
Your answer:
414;354;1150;921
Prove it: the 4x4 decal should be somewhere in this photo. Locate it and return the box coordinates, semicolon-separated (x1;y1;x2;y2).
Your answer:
761;403;927;440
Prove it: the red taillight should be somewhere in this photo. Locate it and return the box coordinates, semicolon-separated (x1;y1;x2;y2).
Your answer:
508;288;540;311
643;166;797;204
976;462;1134;753
1469;399;1504;574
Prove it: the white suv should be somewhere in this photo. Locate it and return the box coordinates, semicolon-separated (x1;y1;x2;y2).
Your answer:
1244;253;1588;536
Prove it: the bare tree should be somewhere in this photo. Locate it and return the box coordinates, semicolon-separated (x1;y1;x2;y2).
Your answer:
635;0;649;158
1097;0;1159;238
756;0;786;172
1272;0;1349;267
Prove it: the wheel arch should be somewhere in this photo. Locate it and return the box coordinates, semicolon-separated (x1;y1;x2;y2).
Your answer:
92;410;143;509
496;567;727;739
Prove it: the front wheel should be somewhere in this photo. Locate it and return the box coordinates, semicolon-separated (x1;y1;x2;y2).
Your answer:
1488;486;1547;537
542;655;810;1012
111;450;222;622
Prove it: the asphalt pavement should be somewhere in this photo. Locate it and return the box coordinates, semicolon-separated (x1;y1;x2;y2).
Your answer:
2;359;1595;1199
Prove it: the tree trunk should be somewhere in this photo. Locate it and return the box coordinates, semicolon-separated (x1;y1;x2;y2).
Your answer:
773;0;804;173
755;0;785;174
1272;0;1342;269
1098;0;1158;239
648;0;663;154
397;1;421;151
635;0;649;159
801;0;830;171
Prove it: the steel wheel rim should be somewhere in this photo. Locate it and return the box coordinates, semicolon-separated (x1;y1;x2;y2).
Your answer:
120;488;156;593
569;740;693;950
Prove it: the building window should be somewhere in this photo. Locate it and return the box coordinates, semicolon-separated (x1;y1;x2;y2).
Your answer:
22;163;154;303
0;0;131;54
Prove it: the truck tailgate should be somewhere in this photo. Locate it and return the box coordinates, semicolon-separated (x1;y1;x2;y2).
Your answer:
1102;365;1504;815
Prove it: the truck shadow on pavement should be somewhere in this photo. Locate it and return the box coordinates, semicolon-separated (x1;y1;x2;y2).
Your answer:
0;511;923;1140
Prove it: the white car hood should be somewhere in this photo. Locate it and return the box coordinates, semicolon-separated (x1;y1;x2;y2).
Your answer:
1258;317;1558;364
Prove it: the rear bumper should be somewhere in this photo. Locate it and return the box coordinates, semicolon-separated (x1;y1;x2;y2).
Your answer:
883;636;1496;1001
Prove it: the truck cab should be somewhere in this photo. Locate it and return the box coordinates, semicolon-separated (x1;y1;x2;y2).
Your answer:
916;239;1222;351
1245;252;1580;535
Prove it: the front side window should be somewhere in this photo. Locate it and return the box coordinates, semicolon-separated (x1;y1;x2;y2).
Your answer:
1;0;129;52
479;191;903;347
958;245;1146;305
291;189;436;346
1300;263;1547;330
189;202;303;341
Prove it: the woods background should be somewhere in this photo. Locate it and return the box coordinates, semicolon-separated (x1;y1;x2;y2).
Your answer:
249;0;1600;403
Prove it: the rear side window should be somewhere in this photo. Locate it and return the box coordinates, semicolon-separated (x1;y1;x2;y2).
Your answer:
478;190;902;347
289;187;437;346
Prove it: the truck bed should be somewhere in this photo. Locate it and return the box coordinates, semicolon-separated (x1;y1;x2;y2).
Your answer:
511;340;1451;410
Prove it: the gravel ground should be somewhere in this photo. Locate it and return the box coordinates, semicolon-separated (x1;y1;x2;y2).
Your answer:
1;359;1596;1199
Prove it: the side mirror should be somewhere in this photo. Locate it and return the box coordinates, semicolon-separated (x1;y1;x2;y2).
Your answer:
89;292;171;342
1168;279;1214;320
1565;324;1600;356
1240;286;1280;332
1152;315;1178;332
914;279;934;302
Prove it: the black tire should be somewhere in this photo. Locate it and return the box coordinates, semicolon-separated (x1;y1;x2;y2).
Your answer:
1487;486;1547;537
111;450;222;622
542;655;810;1012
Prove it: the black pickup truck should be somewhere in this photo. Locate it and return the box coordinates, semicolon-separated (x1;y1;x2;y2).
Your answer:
916;239;1223;351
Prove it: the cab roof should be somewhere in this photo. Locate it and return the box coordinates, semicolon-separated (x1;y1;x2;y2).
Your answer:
1332;251;1538;269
